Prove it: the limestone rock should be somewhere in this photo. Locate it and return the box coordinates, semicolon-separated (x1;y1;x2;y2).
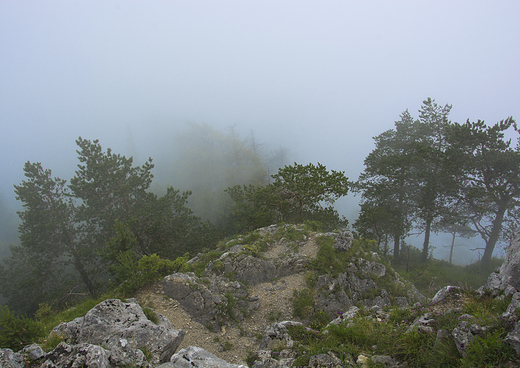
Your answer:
308;353;345;367
452;321;475;357
333;231;354;252
431;286;460;304
41;342;111;368
259;321;303;350
0;349;24;368
251;350;296;368
223;254;277;285
503;292;520;319
480;229;520;294
161;273;219;325
52;298;185;365
505;321;520;355
499;230;520;290
370;355;399;368
22;343;45;361
160;272;256;327
169;346;247;368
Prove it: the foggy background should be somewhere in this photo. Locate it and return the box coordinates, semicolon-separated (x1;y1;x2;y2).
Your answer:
1;1;519;264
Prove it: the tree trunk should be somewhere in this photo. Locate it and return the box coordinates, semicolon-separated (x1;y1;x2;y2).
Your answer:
421;218;432;262
72;252;97;297
481;205;507;264
393;233;400;258
449;231;456;264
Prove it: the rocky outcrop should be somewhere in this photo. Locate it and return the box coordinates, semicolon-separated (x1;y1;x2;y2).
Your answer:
313;257;423;317
161;226;424;331
160;273;258;328
52;298;185;365
480;230;520;295
1;299;186;368
166;346;247;368
258;321;303;350
333;231;354;252
0;348;24;368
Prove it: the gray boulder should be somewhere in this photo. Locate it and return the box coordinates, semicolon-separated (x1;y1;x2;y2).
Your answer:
160;272;256;327
505;321;520;355
222;254;277;285
451;320;487;358
431;286;460;304
22;343;45;361
259;321;303;350
480;229;520;294
327;306;360;327
308;353;345;367
169;346;247;368
161;273;220;325
499;230;520;290
52;298;185;365
41;342;111;368
333;231;354;252
0;349;24;368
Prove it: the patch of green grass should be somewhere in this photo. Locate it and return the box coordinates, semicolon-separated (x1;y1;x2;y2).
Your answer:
388;307;411;325
273;225;308;242
292;288;314;319
40;331;66;352
185;250;223;277
222;341;233;351
143;307;158;324
460;330;517;368
311;236;380;278
395;257;503;298
243;232;261;244
268;310;283;322
309;310;329;330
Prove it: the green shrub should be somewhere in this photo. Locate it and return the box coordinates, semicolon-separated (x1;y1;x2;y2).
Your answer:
216;293;237;322
303;220;323;232
0;305;44;350
245;351;260;367
116;252;189;295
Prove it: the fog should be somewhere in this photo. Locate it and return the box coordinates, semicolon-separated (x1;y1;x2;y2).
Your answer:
1;1;519;264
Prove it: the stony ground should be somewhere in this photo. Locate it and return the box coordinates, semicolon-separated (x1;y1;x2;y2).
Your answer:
134;234;319;365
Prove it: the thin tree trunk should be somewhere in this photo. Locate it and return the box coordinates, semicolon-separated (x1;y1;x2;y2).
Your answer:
394;233;400;258
449;231;456;264
421;218;432;262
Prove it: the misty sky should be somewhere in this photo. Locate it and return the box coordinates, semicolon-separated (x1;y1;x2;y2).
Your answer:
1;1;520;262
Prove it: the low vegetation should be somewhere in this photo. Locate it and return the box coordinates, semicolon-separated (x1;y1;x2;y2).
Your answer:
278;287;518;367
1;223;518;367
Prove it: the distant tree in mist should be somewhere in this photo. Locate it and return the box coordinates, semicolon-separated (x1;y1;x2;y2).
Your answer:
163;123;271;228
0;191;19;259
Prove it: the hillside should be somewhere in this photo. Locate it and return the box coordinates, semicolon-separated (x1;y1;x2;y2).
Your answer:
2;224;520;367
132;224;425;365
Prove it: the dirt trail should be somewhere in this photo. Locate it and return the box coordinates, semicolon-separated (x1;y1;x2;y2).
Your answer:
134;233;317;365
